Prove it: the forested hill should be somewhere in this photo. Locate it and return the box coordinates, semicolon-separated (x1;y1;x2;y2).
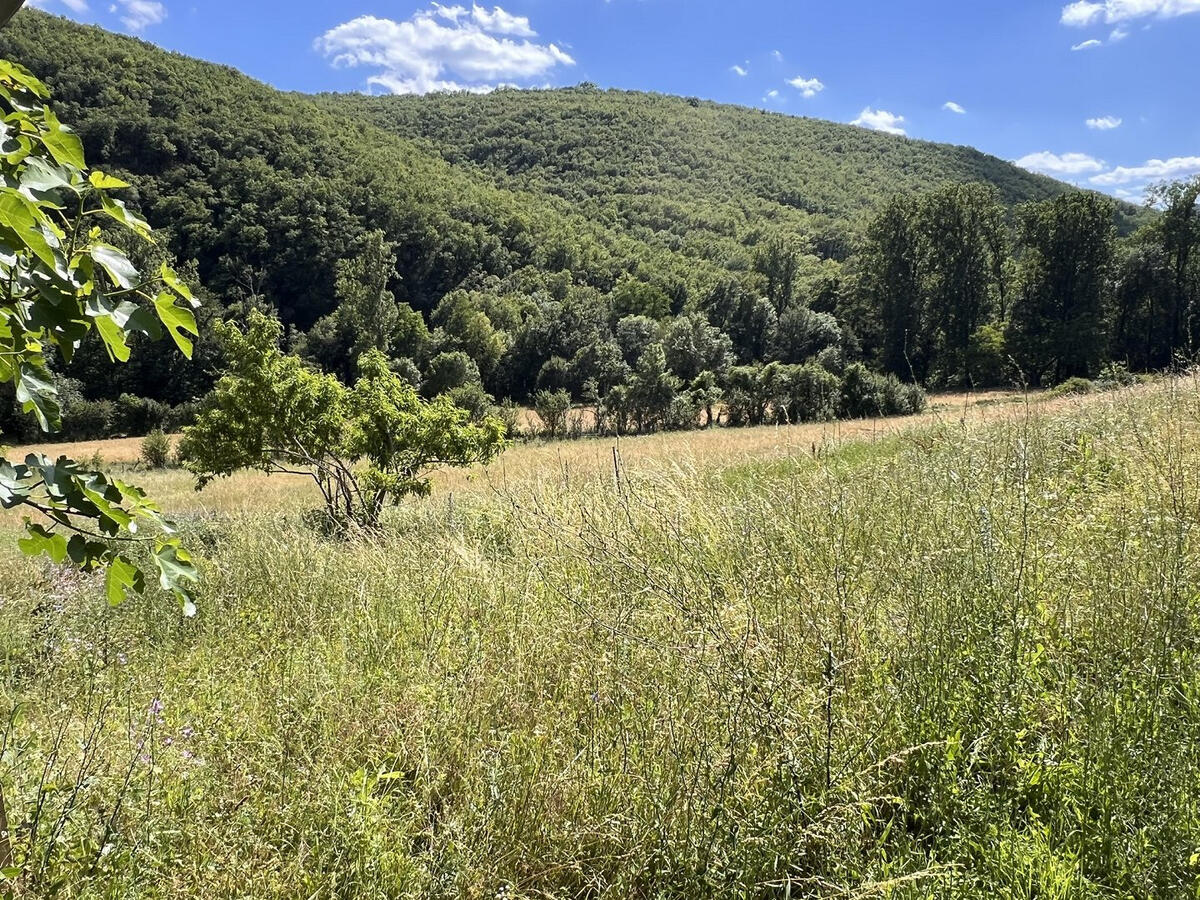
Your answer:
321;87;1073;249
1;9;1181;445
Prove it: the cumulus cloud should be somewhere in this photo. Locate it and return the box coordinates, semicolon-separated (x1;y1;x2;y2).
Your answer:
1086;115;1123;129
1090;155;1200;185
787;76;824;98
762;89;781;102
1071;38;1103;49
316;4;573;95
1061;0;1200;37
943;101;966;114
29;0;91;13
851;107;906;136
110;0;165;30
1015;151;1106;176
730;64;748;77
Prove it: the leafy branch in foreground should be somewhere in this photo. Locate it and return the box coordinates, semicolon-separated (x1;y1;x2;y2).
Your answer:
179;311;506;530
0;59;200;613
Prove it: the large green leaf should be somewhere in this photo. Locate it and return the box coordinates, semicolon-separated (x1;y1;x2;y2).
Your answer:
91;243;139;290
18;523;68;564
155;542;199;616
38;107;85;171
99;194;152;238
15;359;59;431
154;291;198;358
0;188;59;269
105;554;145;607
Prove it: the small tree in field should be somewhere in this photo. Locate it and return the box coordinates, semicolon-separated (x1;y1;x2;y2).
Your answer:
179;312;506;530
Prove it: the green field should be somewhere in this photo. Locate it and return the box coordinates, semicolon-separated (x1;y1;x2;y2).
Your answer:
1;379;1198;897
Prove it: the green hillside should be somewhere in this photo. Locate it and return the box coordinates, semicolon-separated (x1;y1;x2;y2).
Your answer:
322;85;1076;254
0;9;1184;444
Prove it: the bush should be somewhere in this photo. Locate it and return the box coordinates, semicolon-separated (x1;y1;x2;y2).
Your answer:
965;323;1009;388
779;362;840;423
663;393;700;431
113;393;170;436
140;429;173;469
445;383;496;424
840;364;927;418
1096;363;1138;390
61;397;115;441
533;389;571;438
164;400;201;432
423;351;480;397
1051;377;1095;397
493;399;522;439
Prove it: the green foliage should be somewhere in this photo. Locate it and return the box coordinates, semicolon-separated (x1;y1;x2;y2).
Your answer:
532;388;571;438
180;313;505;529
0;11;1151;419
139;428;172;469
1008;193;1115;385
0;58;197;613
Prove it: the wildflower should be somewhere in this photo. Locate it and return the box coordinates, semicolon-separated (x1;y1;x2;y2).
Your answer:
148;698;164;718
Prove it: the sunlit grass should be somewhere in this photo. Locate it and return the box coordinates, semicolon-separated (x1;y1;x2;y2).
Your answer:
0;378;1196;897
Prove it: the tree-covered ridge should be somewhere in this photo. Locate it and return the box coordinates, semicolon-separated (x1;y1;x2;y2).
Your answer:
0;9;1182;448
323;85;1074;231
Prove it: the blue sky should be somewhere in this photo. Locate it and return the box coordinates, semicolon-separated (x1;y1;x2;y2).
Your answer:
23;0;1200;201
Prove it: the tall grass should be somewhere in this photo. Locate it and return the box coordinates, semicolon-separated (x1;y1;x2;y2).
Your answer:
0;379;1198;897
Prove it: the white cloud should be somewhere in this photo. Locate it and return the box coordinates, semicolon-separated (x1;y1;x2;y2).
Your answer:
851;107;906;136
1110;25;1130;39
1061;0;1200;28
1090;155;1200;185
1061;1;1105;25
763;89;781;102
316;5;573;95
466;5;536;37
787;76;824;98
1015;151;1106;176
111;0;166;30
943;101;966;114
29;0;91;13
1086;115;1123;129
771;50;784;61
1071;38;1103;49
730;64;748;77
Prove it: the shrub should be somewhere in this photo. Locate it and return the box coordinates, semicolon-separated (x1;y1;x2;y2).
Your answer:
533;389;571;438
140;429;173;469
1051;376;1095;397
113;393;170;436
779;362;840;423
840;364;927;418
663;393;701;431
164;400;201;432
1096;363;1138;390
445;383;496;424
493;399;523;439
62;398;115;441
422;351;480;397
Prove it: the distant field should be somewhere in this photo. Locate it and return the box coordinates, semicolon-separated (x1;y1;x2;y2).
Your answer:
3;388;1068;521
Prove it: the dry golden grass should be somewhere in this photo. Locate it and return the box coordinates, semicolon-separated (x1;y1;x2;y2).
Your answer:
1;387;1105;524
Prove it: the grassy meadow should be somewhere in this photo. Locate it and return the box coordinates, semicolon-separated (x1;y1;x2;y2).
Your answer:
1;381;1199;897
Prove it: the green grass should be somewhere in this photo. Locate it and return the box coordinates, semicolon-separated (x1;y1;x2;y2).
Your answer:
1;380;1199;897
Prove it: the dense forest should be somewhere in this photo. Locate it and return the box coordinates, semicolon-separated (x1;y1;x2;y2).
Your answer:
0;10;1193;446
